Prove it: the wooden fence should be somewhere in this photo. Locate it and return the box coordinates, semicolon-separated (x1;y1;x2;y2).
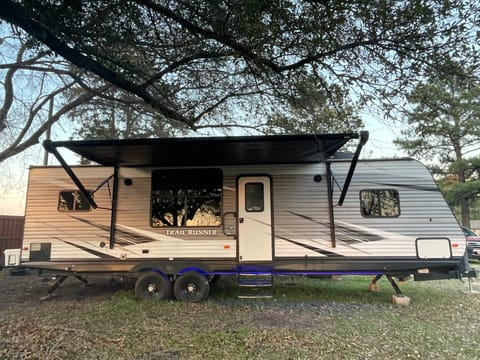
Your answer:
0;216;24;266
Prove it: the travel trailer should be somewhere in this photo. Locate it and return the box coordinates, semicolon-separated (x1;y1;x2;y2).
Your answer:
2;132;474;302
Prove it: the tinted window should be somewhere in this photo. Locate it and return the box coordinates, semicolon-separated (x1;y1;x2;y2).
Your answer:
151;169;222;227
58;190;92;211
245;183;264;212
360;190;400;218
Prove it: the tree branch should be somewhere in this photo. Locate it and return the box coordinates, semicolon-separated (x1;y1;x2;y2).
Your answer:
135;0;285;73
0;0;197;128
136;0;384;74
0;84;110;163
0;42;29;132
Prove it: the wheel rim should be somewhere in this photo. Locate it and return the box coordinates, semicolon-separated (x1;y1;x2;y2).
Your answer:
183;282;198;297
173;271;209;302
135;272;171;300
147;282;158;295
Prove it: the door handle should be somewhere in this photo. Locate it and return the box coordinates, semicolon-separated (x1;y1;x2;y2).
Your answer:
239;218;244;223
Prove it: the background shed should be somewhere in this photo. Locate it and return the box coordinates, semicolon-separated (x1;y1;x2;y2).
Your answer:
0;216;24;265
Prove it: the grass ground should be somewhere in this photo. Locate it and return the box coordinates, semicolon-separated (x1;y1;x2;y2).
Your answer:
1;263;479;359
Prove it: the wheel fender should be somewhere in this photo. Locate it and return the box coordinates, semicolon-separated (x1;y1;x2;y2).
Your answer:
130;262;167;274
134;267;169;280
177;266;208;277
130;262;211;277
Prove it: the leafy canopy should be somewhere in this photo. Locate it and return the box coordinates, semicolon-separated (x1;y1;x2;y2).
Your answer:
395;61;480;163
395;61;480;225
1;0;477;129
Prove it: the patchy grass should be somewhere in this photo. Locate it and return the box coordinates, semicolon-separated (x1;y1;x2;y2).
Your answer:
1;264;480;359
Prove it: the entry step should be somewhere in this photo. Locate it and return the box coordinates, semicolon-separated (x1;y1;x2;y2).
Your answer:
238;294;273;299
237;272;273;299
238;281;273;287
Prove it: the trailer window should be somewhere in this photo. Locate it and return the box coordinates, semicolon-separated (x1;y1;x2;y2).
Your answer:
360;190;400;218
245;183;264;212
58;190;92;211
151;169;222;227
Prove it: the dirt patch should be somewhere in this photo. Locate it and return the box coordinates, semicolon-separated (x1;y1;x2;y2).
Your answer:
1;270;125;303
0;270;131;359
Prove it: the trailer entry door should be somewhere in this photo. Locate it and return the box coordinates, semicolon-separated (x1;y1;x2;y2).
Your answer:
238;176;273;262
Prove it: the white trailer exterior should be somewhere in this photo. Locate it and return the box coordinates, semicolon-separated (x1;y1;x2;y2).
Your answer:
7;133;473;301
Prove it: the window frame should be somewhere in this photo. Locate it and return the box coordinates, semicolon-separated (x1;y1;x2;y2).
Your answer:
359;189;401;218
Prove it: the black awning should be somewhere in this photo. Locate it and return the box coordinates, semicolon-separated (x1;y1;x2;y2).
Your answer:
45;133;359;167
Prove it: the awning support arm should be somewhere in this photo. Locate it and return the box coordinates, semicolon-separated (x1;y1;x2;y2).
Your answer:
337;131;369;206
326;162;336;248
43;140;98;209
92;174;114;195
109;165;120;249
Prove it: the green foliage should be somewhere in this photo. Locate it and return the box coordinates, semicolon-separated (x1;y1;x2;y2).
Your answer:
436;157;480;219
395;61;480;162
263;79;363;135
395;61;480;224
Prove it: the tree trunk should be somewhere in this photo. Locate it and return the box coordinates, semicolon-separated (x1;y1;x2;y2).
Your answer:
460;197;471;228
456;150;471;228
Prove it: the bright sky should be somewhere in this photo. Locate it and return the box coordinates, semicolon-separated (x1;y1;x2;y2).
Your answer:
0;148;38;216
0;195;25;216
0;116;405;217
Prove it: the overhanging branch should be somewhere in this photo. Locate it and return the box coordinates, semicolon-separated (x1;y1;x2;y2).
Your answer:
0;0;197;129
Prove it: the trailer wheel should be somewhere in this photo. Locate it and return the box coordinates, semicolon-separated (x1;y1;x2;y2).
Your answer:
208;274;221;285
135;271;171;301
173;271;210;302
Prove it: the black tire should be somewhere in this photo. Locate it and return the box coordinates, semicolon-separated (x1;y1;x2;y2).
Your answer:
173;271;210;302
135;271;171;300
208;274;221;285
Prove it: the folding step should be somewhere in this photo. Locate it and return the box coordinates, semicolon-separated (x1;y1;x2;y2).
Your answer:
237;272;273;299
